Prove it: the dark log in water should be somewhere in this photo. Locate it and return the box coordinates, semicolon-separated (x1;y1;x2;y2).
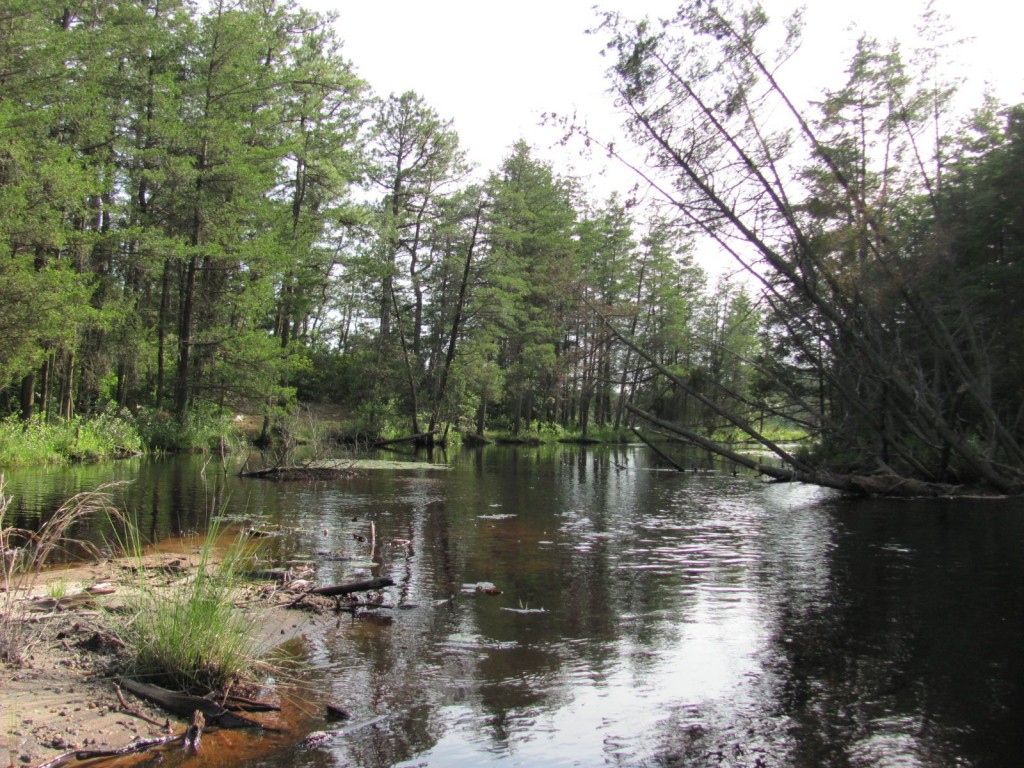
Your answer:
35;734;184;768
289;576;395;607
239;463;357;480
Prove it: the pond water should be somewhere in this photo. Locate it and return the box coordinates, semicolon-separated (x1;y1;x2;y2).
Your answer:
6;445;1024;767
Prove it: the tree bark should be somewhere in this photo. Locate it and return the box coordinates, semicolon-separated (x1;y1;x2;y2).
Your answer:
19;371;34;421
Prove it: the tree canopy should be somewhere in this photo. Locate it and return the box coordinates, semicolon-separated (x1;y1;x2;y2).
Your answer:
1;0;1021;494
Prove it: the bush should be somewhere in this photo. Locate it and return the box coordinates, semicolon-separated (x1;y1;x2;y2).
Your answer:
132;405;238;454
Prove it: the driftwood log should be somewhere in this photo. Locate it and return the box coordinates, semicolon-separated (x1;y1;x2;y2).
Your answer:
119;679;271;729
239;463;357;480
289;576;394;607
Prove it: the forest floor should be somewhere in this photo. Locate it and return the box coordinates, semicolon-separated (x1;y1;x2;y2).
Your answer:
0;549;333;768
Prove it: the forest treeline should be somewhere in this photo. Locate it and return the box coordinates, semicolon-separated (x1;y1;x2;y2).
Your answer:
1;0;1022;493
0;0;755;446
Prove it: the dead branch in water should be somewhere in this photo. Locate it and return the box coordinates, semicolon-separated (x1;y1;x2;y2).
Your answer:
239;463;357;480
31;734;183;768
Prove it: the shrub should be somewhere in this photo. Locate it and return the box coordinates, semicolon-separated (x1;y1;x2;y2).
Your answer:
132;405;239;454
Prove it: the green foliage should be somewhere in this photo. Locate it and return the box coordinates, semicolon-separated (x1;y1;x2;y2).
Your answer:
573;424;634;444
0;0;367;428
348;398;403;441
492;421;566;444
0;411;143;466
132;406;238;454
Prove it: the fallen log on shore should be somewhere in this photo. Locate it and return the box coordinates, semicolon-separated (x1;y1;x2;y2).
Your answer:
119;679;272;729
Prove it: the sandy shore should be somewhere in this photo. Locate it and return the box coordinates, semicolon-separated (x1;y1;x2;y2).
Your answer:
0;550;324;767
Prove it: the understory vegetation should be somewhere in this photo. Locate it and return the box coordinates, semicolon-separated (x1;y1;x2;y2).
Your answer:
0;411;140;466
0;0;1021;493
0;407;240;466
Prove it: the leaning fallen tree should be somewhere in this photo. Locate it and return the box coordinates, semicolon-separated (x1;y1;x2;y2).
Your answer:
612;314;1000;497
630;405;975;498
589;1;1024;496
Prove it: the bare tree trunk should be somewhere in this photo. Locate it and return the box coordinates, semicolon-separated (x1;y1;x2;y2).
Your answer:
174;255;197;421
19;371;35;421
429;204;483;435
60;348;75;420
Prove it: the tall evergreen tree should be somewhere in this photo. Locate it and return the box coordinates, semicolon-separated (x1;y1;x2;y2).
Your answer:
484;141;579;433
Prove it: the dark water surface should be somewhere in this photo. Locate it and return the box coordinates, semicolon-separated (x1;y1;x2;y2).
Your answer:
6;446;1024;767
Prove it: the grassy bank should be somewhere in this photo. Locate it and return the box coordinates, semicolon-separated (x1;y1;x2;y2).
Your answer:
0;411;143;467
0;407;243;467
488;422;634;445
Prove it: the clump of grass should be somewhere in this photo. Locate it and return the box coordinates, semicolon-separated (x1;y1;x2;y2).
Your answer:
0;477;124;665
45;575;70;600
115;522;265;693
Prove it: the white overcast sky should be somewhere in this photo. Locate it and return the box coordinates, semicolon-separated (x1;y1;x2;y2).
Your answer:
301;0;1024;186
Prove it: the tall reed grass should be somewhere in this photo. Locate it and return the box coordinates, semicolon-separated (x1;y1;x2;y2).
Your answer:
114;521;266;693
0;477;124;664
